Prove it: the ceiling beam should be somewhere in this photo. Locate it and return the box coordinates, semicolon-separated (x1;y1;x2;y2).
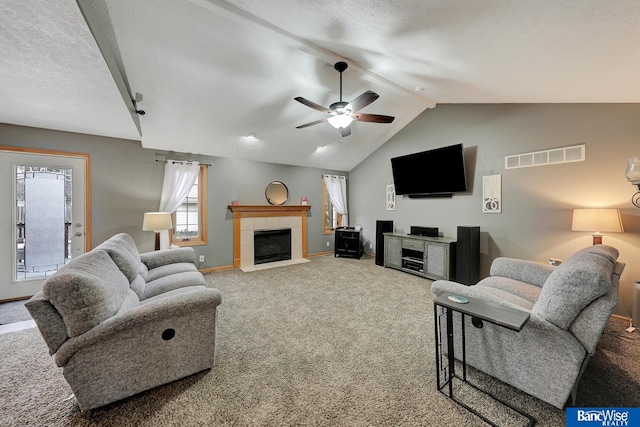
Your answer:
75;0;143;137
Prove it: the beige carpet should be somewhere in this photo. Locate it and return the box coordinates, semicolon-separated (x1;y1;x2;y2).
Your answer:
1;255;638;426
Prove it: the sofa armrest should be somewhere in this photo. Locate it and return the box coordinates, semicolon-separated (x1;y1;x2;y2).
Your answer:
489;257;555;288
432;279;496;301
54;286;222;366
140;247;196;269
25;291;69;355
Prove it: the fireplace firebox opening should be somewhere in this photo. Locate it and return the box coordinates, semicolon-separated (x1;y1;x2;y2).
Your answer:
254;229;292;265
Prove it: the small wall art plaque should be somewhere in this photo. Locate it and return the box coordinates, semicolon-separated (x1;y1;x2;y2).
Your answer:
483;174;502;213
386;184;396;211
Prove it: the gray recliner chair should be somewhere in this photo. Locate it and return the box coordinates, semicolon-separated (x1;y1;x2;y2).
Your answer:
431;245;624;409
26;247;222;411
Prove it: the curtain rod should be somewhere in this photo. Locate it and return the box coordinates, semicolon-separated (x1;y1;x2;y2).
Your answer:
156;160;211;167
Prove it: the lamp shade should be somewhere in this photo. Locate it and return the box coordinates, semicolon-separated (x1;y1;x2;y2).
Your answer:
142;212;173;232
626;157;640;186
571;209;623;233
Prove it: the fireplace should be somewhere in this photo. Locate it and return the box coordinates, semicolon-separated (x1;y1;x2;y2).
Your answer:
254;229;292;264
227;204;311;269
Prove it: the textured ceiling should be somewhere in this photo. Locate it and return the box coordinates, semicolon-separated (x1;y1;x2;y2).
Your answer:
1;0;640;171
0;0;137;141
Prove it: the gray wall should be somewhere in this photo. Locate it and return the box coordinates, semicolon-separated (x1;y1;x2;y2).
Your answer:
207;156;346;266
4;103;639;318
0;124;346;271
0;124;162;247
349;103;640;317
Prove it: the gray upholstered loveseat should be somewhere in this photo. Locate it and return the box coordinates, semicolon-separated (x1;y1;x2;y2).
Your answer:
26;233;222;411
431;245;624;409
94;232;207;299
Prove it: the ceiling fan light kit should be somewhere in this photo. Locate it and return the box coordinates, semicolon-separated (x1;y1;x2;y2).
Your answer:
328;114;353;129
294;61;394;138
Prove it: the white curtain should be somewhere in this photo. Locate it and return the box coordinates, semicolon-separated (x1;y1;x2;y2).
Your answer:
157;160;200;249
323;175;348;227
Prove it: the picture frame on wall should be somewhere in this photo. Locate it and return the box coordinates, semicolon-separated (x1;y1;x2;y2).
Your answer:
483;174;502;213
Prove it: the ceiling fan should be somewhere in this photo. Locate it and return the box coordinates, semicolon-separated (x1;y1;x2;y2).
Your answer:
294;61;395;137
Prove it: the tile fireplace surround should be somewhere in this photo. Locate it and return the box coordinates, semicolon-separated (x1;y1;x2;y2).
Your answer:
228;205;311;268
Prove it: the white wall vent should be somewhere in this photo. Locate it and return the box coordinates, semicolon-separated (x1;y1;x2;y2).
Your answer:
505;143;585;169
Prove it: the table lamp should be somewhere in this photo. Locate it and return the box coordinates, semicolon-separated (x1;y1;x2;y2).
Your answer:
143;212;173;250
571;208;623;245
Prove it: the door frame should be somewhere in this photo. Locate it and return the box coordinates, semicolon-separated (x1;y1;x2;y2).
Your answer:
0;145;91;301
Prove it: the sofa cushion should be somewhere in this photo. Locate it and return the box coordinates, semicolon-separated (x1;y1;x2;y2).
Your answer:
42;250;134;337
144;262;198;282
130;275;147;299
94;233;144;282
476;276;542;305
139;262;149;280
116;288;143;316
142;271;207;299
532;245;618;330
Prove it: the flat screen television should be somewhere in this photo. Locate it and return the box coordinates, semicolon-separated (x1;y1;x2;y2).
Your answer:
391;143;467;196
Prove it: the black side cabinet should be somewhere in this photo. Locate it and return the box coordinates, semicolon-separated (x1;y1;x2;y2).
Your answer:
335;227;363;259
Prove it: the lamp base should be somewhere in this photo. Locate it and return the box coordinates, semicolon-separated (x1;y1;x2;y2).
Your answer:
155;232;161;251
591;234;603;245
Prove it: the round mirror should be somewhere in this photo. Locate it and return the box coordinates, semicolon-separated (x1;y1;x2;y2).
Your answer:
265;181;288;205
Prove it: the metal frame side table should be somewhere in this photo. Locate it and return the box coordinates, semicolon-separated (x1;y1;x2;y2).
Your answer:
434;294;535;427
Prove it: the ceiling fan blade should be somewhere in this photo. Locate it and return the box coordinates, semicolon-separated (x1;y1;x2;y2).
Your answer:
339;126;352;137
294;97;331;114
353;113;395;124
346;91;379;112
296;118;329;129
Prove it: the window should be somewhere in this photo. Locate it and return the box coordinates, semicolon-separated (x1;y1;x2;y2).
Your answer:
322;178;343;234
15;166;73;279
170;165;207;246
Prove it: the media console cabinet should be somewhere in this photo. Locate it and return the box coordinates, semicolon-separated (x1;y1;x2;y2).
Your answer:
335;227;364;259
383;232;456;280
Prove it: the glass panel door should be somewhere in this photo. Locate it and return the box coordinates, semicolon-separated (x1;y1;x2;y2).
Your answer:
0;148;87;300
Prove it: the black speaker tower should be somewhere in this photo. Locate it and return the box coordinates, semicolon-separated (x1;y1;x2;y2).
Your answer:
456;226;480;285
375;220;394;266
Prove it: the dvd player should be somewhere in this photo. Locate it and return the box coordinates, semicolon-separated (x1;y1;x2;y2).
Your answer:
402;257;424;272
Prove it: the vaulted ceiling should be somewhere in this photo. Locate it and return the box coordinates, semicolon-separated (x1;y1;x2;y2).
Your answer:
2;1;639;171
